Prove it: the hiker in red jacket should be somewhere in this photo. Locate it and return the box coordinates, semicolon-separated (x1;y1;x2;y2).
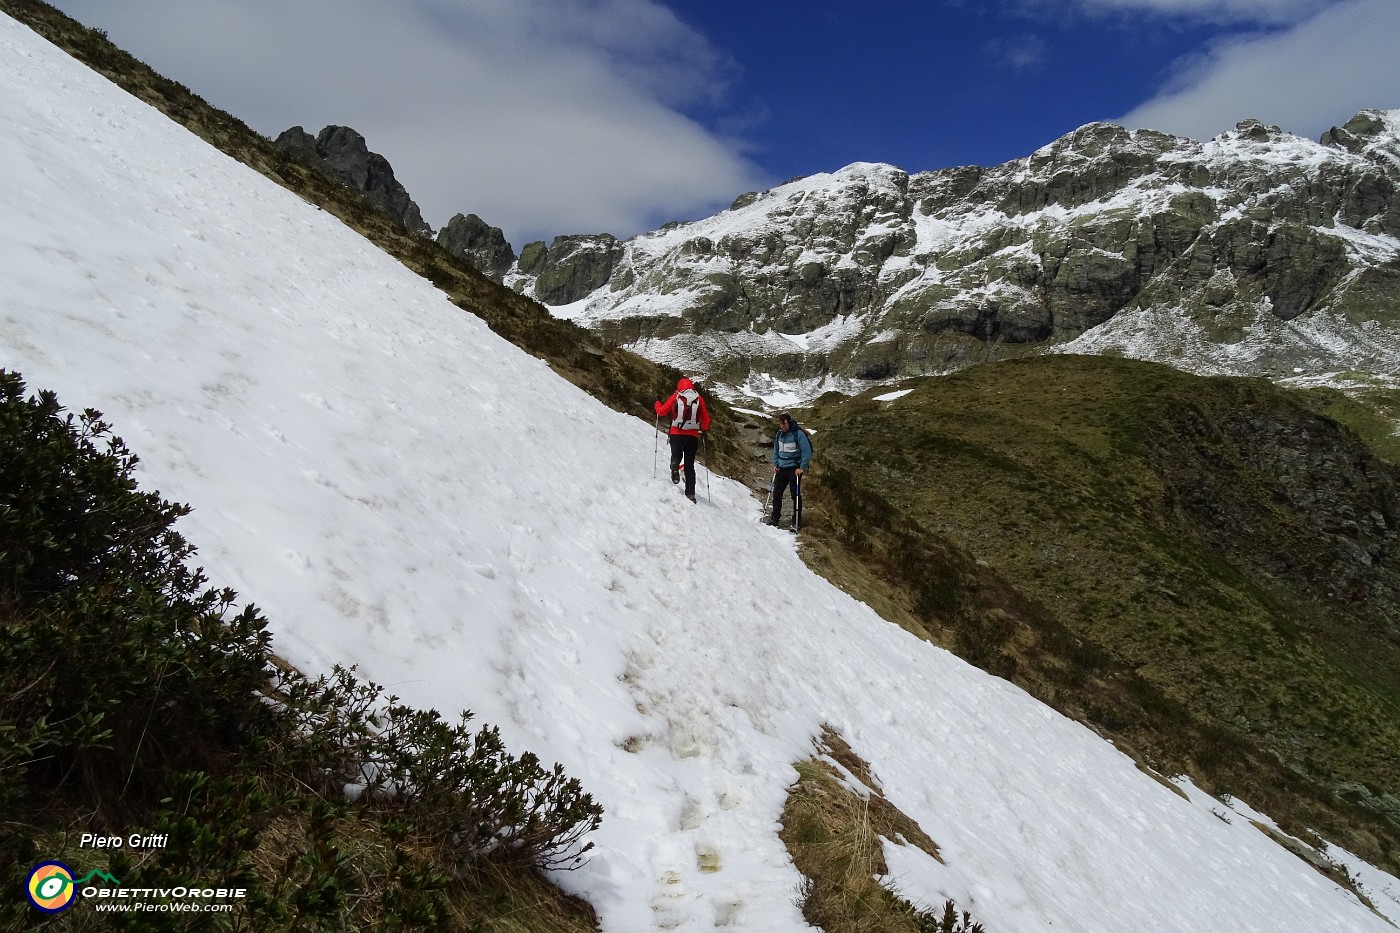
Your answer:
653;378;711;502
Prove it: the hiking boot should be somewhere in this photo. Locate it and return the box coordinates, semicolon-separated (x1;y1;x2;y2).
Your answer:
764;515;780;526
670;467;680;484
686;492;697;502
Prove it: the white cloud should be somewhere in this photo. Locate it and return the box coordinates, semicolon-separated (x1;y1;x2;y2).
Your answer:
984;34;1049;73
1067;0;1332;24
47;0;766;246
1114;0;1400;142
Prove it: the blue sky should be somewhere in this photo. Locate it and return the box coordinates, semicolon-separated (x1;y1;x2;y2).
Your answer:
660;0;1225;181
40;0;1400;248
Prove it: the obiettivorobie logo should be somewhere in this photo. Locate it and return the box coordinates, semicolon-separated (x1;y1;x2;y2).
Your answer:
25;857;248;915
25;862;121;914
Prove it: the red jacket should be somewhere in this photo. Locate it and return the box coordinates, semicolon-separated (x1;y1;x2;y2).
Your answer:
654;378;711;437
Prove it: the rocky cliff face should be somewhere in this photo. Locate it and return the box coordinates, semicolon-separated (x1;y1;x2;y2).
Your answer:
437;213;516;283
275;125;432;237
514;233;625;305
508;111;1400;401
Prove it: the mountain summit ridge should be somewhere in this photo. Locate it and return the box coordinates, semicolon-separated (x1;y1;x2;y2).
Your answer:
505;110;1400;403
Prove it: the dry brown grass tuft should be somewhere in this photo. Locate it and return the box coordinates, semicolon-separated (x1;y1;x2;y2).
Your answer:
780;726;976;933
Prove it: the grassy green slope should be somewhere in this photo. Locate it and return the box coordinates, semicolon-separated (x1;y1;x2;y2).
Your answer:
799;355;1400;872
1299;382;1400;465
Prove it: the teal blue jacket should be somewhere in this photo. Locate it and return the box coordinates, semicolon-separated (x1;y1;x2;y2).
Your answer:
772;424;812;469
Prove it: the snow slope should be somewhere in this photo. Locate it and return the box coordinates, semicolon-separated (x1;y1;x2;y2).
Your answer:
3;14;1398;932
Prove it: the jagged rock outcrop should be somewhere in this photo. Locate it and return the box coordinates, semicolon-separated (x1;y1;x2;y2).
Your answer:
511;110;1400;401
512;234;624;306
276;125;431;237
437;213;516;283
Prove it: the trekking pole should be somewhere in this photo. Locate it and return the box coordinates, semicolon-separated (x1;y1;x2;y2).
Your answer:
702;433;712;503
652;413;660;478
793;474;803;532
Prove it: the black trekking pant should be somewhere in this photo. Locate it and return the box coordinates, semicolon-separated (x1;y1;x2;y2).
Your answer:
669;434;699;496
770;467;800;522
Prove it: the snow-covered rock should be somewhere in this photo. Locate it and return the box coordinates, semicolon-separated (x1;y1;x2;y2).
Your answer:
517;114;1400;403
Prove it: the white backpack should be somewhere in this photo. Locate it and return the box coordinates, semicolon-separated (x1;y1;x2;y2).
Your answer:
672;389;702;431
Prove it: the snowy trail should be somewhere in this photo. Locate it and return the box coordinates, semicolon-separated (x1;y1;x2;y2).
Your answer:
3;13;1398;932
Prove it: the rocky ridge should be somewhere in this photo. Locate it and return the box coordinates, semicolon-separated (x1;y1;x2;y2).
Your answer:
275;125;432;237
505;111;1400;402
437;212;516;283
274;126;524;286
518;232;624;303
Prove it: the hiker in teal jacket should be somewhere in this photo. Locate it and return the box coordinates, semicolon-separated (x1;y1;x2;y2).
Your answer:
766;412;811;526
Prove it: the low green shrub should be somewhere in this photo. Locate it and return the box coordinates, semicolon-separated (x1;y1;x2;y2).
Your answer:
905;899;985;933
0;370;601;929
280;666;601;872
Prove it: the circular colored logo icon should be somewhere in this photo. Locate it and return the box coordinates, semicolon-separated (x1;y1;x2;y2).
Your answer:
27;861;77;913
